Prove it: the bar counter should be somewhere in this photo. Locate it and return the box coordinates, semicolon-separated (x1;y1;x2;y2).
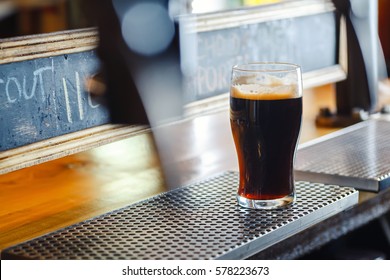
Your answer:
1;84;390;259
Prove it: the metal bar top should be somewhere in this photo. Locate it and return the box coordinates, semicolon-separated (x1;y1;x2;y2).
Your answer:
2;171;357;260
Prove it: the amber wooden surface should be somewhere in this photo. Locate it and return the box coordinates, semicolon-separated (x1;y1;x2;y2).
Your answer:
0;85;341;252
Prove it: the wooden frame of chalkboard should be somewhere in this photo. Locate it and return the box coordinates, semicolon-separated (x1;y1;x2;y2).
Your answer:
0;28;148;174
180;0;347;118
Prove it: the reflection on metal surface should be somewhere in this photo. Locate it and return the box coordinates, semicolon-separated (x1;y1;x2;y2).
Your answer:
2;171;357;260
296;119;390;192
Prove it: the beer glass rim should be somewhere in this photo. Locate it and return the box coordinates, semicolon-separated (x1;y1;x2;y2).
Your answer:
233;62;300;73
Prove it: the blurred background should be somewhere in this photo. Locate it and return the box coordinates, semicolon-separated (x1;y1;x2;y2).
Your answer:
0;0;389;72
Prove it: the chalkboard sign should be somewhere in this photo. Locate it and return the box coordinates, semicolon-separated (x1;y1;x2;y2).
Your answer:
0;50;109;151
0;28;149;174
179;0;345;103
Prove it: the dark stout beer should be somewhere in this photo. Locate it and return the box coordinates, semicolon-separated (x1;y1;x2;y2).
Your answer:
230;89;302;201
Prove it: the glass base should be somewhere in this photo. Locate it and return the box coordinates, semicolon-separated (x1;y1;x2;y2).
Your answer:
236;192;295;209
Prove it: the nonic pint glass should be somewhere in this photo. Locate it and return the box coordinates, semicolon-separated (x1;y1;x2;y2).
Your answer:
230;62;303;209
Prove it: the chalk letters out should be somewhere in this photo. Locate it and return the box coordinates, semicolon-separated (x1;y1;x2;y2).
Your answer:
3;64;53;103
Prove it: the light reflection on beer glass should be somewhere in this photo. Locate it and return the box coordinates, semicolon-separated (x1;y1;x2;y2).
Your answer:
230;62;302;209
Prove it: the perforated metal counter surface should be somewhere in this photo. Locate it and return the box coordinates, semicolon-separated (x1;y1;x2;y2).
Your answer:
2;171;358;260
296;119;390;192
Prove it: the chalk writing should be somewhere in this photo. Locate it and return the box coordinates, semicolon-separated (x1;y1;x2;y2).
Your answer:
75;72;84;120
62;77;72;123
2;64;54;103
0;50;110;151
180;12;337;103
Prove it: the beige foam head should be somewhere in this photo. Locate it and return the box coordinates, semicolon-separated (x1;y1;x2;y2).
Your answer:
231;83;299;100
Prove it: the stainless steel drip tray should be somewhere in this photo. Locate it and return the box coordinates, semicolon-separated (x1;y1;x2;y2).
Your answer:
295;119;390;192
2;171;358;260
